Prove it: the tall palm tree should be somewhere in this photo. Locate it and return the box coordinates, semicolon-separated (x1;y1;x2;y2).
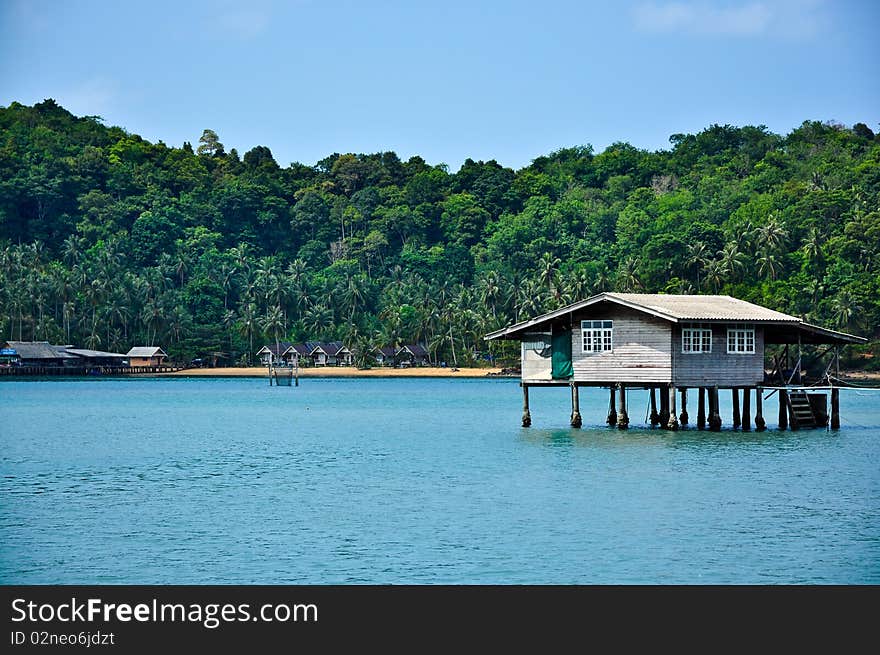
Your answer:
718;242;745;283
260;305;285;364
237;303;259;364
703;259;725;292
617;257;642;292
537;252;560;295
756;216;788;253
831;290;863;329
686;241;709;290
756;252;780;281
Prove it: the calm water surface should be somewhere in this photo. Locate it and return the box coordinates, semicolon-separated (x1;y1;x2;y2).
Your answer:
1;377;878;583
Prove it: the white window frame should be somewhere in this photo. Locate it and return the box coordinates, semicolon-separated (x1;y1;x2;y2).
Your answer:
682;325;712;353
726;326;755;354
581;320;613;354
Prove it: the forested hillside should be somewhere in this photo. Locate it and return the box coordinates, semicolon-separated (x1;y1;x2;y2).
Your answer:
1;100;878;366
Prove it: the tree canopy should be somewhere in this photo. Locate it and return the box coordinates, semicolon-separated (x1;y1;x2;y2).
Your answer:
1;100;878;367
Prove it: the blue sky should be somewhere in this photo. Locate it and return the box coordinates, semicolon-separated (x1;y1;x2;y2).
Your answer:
1;0;878;170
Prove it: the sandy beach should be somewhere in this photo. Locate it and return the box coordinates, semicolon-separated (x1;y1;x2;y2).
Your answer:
163;366;509;378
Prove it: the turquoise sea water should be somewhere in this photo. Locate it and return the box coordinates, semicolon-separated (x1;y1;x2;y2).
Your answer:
1;377;878;584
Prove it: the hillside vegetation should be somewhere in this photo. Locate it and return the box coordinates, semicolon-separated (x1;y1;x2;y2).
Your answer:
1;100;878;366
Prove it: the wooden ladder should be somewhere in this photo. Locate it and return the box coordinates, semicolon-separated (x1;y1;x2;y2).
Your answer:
787;391;817;429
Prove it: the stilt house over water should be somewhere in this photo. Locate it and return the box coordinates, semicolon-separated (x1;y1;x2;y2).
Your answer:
485;293;866;431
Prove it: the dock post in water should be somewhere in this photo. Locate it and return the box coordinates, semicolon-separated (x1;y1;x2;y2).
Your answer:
679;388;688;425
697;387;706;430
649;387;659;427
570;383;582;428
830;387;840;430
667;386;679;430
521;384;531;427
607;386;617;426
741;386;751;431
778;389;789;430
659;385;670;429
755;387;766;431
708;386;722;431
732;388;741;429
617;384;629;430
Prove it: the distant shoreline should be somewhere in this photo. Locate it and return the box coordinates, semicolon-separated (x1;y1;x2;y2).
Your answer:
161;366;510;378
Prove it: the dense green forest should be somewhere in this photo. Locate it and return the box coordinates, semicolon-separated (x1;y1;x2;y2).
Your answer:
1;100;878;367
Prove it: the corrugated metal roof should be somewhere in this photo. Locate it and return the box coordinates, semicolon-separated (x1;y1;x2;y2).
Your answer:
65;348;127;358
126;346;167;357
604;293;798;321
484;293;864;345
3;341;77;359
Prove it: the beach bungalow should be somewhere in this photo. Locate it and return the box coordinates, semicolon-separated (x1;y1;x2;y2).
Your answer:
126;346;168;367
397;344;430;367
306;342;352;366
257;342;294;366
374;346;397;366
283;343;312;367
486;293;865;431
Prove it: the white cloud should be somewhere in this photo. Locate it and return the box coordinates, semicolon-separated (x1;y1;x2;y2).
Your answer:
631;1;825;38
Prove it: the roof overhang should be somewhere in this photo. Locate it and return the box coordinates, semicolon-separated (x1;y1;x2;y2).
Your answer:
764;322;867;345
485;293;867;346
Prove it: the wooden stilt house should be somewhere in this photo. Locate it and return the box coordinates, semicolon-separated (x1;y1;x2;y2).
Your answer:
485;293;866;430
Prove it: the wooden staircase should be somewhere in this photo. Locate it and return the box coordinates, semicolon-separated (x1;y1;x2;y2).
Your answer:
787;391;817;429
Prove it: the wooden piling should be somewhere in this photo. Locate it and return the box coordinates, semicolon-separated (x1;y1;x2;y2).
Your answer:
679;388;688;425
521;384;531;427
708;386;722;431
667;386;679;430
778;389;788;430
607;386;617;426
649;387;660;427
617;384;629;430
659;385;670;429
732;388;741;429
755;387;766;431
830;387;840;430
697;387;706;430
570;383;582;428
741;386;751;431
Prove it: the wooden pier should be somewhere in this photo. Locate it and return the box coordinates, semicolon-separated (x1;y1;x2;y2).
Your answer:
0;365;184;377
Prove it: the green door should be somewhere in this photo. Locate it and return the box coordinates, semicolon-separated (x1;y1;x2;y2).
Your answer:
551;328;573;379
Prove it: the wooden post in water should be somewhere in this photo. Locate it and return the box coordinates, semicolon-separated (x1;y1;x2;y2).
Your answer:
667;386;679;430
570;383;582;428
732;388;741;429
659;385;670;429
708;386;722;431
697;387;706;430
521;384;531;427
607;386;617;426
649;387;659;427
741;387;751;431
778;389;789;430
755;387;766;431
679;388;688;425
617;384;629;430
830;387;840;430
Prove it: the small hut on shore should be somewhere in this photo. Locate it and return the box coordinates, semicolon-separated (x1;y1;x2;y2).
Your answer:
126;346;168;367
485;293;866;431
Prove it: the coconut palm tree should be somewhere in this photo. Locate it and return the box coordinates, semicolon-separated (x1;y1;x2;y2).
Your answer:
831;290;863;329
236;302;259;364
686;241;709;290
